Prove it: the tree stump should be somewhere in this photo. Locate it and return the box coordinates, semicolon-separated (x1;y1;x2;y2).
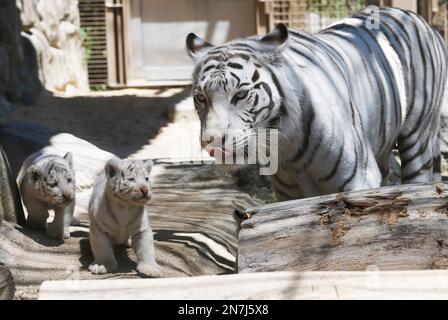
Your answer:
239;183;448;273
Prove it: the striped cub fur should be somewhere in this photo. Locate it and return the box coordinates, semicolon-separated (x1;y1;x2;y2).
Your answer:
18;151;76;239
186;7;448;201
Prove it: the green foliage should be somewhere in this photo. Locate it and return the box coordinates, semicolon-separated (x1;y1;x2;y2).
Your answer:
80;26;93;62
261;193;278;205
90;84;107;92
308;0;365;18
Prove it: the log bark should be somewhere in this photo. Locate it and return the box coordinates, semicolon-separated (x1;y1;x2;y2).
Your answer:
238;183;448;273
0;144;25;226
38;270;448;300
0;264;15;300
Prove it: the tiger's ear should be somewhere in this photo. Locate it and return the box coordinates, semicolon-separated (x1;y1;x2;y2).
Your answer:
105;158;123;179
260;23;289;47
144;159;153;174
63;152;73;168
186;33;213;61
27;165;42;182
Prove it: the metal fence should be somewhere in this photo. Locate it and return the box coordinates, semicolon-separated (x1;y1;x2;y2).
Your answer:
262;0;365;33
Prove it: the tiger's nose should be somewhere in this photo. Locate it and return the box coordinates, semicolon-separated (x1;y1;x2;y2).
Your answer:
140;186;150;196
201;137;214;149
63;193;73;202
202;132;227;149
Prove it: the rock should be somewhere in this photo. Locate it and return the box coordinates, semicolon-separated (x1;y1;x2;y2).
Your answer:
19;33;41;105
0;122;114;189
0;122;51;178
40;133;116;190
17;0;89;94
0;0;22;107
0;95;12;116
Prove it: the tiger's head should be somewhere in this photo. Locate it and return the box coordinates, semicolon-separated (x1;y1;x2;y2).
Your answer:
186;24;289;166
26;152;76;208
104;158;153;206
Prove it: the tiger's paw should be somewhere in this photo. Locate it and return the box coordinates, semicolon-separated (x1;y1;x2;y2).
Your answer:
136;263;163;278
89;260;118;274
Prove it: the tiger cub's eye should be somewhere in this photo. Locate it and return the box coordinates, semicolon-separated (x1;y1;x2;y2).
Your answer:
195;93;207;103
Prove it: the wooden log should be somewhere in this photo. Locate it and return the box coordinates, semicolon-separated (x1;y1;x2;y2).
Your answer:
238;183;448;273
0;144;25;226
0;264;15;300
38;270;448;300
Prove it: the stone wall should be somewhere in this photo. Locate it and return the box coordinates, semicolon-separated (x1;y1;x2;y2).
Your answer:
0;0;88;111
0;0;22;114
17;0;89;94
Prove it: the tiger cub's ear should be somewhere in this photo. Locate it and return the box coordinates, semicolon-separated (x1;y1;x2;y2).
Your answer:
261;23;289;47
144;159;153;173
186;33;213;61
63;152;73;168
105;158;123;179
27;165;42;182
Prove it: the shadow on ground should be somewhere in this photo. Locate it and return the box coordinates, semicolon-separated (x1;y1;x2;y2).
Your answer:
0;88;190;175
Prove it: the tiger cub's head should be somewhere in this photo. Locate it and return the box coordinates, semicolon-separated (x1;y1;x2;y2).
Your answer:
104;158;153;206
26;152;76;208
186;24;288;164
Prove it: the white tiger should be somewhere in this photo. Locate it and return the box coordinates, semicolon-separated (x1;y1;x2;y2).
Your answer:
18;151;76;239
88;158;162;277
186;7;447;201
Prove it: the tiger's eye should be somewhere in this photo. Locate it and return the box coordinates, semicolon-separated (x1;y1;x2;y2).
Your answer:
235;90;249;100
127;178;135;182
195;93;207;103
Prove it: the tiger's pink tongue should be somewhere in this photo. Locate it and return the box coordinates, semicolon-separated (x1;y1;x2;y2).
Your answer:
208;147;230;158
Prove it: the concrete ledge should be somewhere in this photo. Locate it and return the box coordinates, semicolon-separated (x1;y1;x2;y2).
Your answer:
39;270;448;300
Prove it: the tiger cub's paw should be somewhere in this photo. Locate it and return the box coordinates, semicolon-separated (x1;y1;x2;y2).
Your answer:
89;260;118;274
136;263;163;278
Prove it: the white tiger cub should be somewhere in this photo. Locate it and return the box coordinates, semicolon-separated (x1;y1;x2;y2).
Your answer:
18;152;76;240
88;158;162;277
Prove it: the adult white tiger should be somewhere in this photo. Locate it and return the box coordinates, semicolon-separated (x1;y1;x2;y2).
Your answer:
186;7;448;201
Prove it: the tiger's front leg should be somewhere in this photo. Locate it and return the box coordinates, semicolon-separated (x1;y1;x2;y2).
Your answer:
336;148;383;194
306;140;383;196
